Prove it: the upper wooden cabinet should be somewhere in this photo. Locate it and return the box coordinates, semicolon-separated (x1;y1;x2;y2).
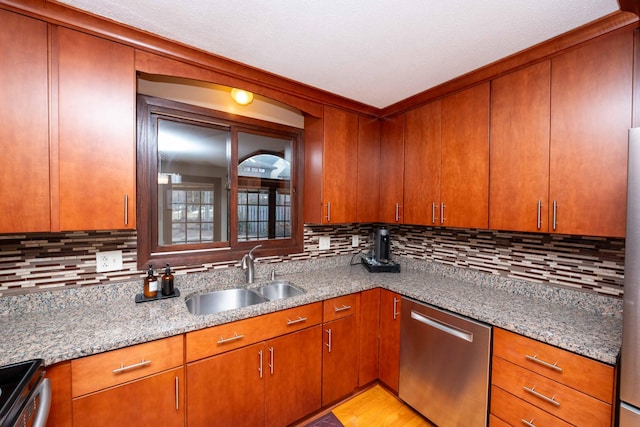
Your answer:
404;101;441;225
56;27;136;231
304;106;358;224
490;61;551;233
440;83;490;228
357;116;381;222
0;10;50;233
549;28;632;238
379;114;405;223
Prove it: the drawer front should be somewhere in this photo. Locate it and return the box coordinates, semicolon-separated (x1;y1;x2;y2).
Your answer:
493;328;614;403
186;302;322;362
491;385;572;427
492;356;612;426
323;294;358;322
71;335;183;397
489;414;510;427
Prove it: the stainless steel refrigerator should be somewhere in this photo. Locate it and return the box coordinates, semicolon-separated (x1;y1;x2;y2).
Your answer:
621;127;640;425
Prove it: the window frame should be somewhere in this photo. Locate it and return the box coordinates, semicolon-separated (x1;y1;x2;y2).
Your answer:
136;95;304;269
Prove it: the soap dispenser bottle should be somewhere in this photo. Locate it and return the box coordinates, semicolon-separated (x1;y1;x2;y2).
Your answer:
161;264;174;296
143;265;158;298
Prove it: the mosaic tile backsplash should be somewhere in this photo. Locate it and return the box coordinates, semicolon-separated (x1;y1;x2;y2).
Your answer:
0;224;624;297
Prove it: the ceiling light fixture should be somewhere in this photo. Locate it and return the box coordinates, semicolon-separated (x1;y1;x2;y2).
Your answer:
230;88;254;105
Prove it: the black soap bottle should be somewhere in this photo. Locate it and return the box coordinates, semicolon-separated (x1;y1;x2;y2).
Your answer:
143;265;158;298
161;264;174;296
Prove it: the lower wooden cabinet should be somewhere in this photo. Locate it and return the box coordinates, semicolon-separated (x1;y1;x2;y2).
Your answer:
322;313;359;406
490;328;615;426
72;367;184;427
187;326;322;427
378;289;401;393
358;288;380;386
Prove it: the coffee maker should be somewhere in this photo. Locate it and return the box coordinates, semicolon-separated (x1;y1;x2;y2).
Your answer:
361;227;400;273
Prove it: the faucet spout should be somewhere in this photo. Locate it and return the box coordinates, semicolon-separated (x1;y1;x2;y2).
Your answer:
241;244;262;284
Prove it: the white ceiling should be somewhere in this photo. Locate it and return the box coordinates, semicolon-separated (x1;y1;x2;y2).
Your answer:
56;0;621;108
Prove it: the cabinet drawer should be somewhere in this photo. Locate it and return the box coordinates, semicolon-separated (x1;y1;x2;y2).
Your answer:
492;356;611;426
323;294;358;322
71;335;183;397
493;328;614;403
186;302;322;362
491;385;572;427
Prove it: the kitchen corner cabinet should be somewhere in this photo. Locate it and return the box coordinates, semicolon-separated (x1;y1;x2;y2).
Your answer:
549;28;632;238
322;294;360;406
440;83;490;228
186;303;322;426
0;10;50;233
45;361;73;427
490;61;551;233
378;289;401;393
491;328;615;427
304;106;358;224
56;27;136;231
71;336;184;427
379;114;406;223
404;101;441;226
357;117;382;222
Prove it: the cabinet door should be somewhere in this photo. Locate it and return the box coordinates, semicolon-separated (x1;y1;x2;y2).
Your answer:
45;361;72;427
323;105;358;223
378;290;401;393
187;343;264;427
550;28;632;237
379;114;405;223
358;288;380;386
72;367;184;427
0;10;50;233
265;326;322;426
322;315;359;406
404;101;441;226
490;61;551;233
56;27;135;231
357;116;381;222
441;83;490;228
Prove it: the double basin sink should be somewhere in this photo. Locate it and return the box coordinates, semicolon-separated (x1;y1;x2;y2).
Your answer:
186;281;305;315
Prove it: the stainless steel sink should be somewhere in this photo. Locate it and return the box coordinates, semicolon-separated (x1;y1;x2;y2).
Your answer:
186;288;268;315
256;281;305;300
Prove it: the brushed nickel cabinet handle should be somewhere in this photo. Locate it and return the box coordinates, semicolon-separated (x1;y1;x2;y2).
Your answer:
536;200;542;230
286;316;308;325
395;203;401;222
393;297;399;320
217;332;244;344
334;304;352;312
432;202;438;224
326;328;332;353
175;376;179;410
525;354;563;372
112;359;151;374
326;202;331;222
523;385;560;407
552;200;558;230
258;350;263;379
124;194;129;225
521;418;537;427
269;346;274;375
440;203;446;225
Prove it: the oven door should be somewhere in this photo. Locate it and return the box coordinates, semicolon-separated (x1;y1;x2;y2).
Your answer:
11;377;51;427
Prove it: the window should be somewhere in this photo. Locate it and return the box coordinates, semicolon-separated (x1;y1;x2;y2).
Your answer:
137;95;303;268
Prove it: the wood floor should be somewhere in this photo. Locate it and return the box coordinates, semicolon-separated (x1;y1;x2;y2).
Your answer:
300;384;434;427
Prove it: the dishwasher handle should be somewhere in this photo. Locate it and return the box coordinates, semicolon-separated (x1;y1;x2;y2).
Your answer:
410;310;474;343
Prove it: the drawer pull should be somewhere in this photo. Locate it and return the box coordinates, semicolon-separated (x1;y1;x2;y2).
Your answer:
112;359;151;374
521;418;537;427
523;385;560;407
287;316;308;325
525;354;563;372
334;304;352;312
217;332;244;344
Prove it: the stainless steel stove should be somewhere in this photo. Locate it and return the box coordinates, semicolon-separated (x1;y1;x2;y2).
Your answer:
0;359;50;427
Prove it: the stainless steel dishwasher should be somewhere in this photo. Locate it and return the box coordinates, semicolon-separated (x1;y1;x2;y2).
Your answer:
399;297;491;427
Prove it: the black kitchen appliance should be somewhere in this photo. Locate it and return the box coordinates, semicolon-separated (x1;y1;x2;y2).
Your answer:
0;359;50;427
361;228;400;273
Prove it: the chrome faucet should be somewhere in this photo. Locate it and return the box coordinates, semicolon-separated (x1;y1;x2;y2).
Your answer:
241;244;262;284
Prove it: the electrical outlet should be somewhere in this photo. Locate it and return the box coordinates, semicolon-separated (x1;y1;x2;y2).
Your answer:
352;235;359;247
319;236;330;250
96;250;123;273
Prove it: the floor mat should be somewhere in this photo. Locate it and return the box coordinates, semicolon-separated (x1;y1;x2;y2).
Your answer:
304;412;344;427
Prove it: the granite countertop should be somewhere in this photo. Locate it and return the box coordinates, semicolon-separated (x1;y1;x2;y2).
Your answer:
0;256;623;367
